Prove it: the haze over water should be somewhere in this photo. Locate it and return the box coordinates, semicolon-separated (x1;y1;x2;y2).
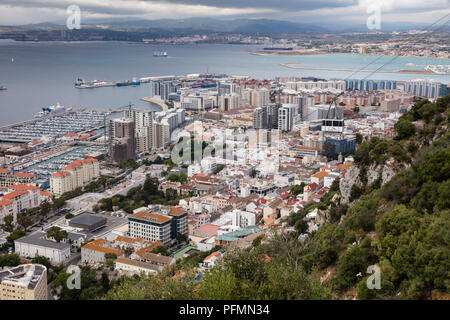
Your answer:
0;40;448;126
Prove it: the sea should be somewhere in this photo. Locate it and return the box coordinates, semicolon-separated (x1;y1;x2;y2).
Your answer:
0;39;448;126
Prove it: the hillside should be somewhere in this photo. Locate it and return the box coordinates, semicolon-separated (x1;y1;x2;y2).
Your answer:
102;95;449;300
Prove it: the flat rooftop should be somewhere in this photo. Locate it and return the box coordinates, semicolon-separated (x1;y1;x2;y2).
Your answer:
15;232;71;250
69;213;107;227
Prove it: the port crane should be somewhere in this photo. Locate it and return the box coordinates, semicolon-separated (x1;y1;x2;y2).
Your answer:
103;103;134;162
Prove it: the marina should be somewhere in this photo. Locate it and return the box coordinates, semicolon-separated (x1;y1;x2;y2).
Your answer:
20;145;104;179
0;109;106;143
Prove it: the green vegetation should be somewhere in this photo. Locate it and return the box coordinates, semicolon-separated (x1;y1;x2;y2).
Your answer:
117;159;140;170
0;253;21;267
105;253;117;268
95;175;190;213
53;266;115;300
167;172;187;183
46;226;68;243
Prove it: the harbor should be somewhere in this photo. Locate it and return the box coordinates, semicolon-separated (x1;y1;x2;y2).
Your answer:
0;109;106;143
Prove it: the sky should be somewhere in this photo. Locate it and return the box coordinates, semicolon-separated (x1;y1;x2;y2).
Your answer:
0;0;448;27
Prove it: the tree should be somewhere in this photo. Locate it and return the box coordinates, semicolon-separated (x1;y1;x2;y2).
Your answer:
105;253;117;267
39;201;52;216
32;256;52;269
17;212;33;231
354;140;370;165
6;230;26;242
1;214;14;232
197;266;238;300
46;226;68;242
101;272;110;292
322;142;335;159
290;183;305;196
0;253;21;267
394;119;415;140
215;164;225;174
152;245;170;256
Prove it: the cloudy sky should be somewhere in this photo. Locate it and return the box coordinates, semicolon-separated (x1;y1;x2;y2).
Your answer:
0;0;448;26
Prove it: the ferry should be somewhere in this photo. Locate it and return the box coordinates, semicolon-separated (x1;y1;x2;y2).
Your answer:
153;51;168;57
34;103;72;118
75;78;113;89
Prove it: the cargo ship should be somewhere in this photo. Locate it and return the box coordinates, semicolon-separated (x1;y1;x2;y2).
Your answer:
34;103;72;118
75;78;113;88
153;51;168;57
116;77;141;87
0;85;6;90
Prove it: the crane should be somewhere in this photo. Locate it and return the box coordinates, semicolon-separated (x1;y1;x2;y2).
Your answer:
103;102;134;162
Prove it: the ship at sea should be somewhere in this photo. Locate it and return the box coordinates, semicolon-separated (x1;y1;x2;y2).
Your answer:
34;103;72;118
153;51;168;57
116;77;141;87
0;85;7;90
75;78;113;89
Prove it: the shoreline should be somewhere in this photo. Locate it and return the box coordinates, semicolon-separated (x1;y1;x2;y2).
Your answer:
141;96;168;111
251;50;449;61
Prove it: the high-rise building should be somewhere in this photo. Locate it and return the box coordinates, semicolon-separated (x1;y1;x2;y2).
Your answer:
250;88;270;108
108;118;136;162
253;107;267;129
403;80;448;99
219;94;240;111
150;80;174;101
345;79;397;91
0;264;48;300
278;104;297;132
253;103;279;129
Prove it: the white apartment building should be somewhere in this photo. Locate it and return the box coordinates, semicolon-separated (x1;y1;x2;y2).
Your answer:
50;158;100;196
0;185;42;224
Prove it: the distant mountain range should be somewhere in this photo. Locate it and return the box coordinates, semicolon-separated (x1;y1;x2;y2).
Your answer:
11;17;449;34
86;18;330;34
16;18;328;34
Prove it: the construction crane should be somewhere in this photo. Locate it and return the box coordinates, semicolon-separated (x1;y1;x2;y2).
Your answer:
103;102;134;163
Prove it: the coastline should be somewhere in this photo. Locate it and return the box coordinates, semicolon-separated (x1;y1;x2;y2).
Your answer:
251;50;449;61
141;96;168;111
280;62;450;75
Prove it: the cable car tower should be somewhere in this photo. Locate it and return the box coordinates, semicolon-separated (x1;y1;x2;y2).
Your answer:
321;91;345;144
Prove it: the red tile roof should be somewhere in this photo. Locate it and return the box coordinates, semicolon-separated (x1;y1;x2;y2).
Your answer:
13;172;34;178
3;190;29;200
9;184;39;191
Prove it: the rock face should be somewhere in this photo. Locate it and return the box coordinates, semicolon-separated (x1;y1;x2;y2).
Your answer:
339;161;405;204
339;165;361;204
